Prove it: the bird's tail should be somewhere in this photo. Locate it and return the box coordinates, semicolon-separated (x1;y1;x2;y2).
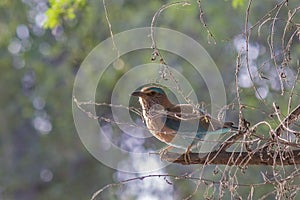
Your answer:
224;121;239;130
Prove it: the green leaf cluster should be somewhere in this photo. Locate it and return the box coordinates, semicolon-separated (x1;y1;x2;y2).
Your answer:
44;0;86;28
232;0;245;9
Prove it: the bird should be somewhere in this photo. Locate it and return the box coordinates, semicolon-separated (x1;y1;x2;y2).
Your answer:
131;86;237;162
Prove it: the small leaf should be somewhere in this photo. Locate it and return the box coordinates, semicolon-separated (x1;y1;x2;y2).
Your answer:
232;0;244;9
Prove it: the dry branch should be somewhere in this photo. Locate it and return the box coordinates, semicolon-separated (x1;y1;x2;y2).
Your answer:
275;104;300;136
161;150;300;165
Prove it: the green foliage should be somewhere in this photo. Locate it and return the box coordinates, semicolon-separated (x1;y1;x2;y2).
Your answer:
44;0;86;28
232;0;244;9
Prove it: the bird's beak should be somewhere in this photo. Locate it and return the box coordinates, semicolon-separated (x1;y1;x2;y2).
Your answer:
131;91;143;97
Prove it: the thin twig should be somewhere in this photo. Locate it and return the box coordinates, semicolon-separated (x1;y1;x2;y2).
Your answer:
196;0;216;44
150;1;191;50
102;0;120;58
275;104;300;136
235;53;243;130
287;61;300;114
269;1;285;95
245;0;265;101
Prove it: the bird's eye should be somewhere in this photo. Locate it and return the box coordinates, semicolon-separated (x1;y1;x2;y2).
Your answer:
149;91;155;96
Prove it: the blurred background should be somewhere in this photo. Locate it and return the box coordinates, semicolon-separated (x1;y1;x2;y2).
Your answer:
1;0;299;199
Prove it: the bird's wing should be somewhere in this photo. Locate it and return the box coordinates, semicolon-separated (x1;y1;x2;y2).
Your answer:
162;104;236;151
165;104;233;136
168;104;206;114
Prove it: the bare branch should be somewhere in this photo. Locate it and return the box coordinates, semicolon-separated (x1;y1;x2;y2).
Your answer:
161;149;300;165
150;1;191;50
102;0;120;58
275;104;300;136
196;0;216;44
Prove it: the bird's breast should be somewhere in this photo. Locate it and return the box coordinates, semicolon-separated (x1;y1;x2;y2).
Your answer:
143;113;176;143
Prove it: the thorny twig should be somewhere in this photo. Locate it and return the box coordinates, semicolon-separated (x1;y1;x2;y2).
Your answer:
196;0;216;44
102;0;120;58
270;2;286;95
91;172;300;200
274;103;300;137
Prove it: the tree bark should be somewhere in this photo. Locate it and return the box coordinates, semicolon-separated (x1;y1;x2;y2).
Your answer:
161;150;300;165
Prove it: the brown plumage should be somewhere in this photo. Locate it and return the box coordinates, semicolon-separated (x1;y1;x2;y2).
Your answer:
131;86;236;147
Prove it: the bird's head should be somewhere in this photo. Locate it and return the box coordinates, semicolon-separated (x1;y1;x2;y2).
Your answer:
131;86;172;109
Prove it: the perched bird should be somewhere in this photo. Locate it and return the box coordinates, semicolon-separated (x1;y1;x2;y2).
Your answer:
131;86;237;162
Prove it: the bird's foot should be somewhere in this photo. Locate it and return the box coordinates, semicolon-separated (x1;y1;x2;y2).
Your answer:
159;146;173;160
183;145;193;164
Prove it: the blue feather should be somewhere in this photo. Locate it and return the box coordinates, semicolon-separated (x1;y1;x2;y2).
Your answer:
145;87;165;94
165;115;231;140
195;128;231;138
165;116;208;133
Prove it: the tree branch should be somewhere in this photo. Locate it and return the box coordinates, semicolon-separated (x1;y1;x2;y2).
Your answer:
161;105;300;166
275;104;300;136
161;150;300;165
